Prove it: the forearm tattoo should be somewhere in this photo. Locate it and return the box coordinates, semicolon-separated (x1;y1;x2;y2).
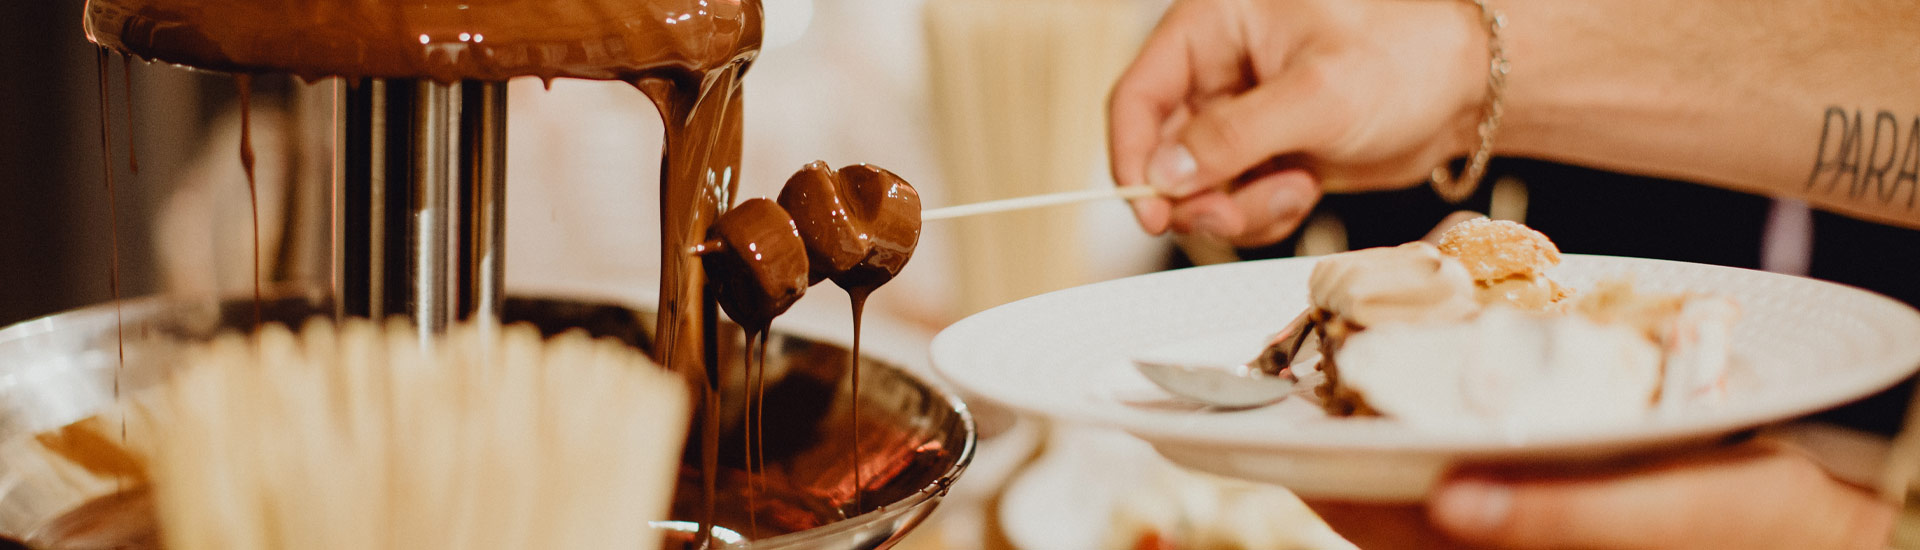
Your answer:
1807;106;1920;208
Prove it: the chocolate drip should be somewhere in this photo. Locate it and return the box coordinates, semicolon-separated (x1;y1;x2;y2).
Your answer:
846;289;868;513
742;331;767;540
695;295;722;549
95;47;128;451
121;53;137;175
739;331;757;539
751;333;768;539
235;74;262;329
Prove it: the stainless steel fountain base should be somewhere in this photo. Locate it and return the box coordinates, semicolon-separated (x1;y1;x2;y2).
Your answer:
0;292;973;550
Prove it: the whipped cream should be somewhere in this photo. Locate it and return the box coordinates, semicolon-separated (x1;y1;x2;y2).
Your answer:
1308;243;1479;328
1334;308;1663;430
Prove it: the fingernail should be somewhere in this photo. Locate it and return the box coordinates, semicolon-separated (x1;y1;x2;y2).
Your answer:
1148;144;1197;194
1431;480;1512;537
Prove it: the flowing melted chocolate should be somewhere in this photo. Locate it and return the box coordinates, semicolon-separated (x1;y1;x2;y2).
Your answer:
121;54;138;175
844;295;867;512
750;335;769;538
235;74;263;329
645;65;751;548
94;48;130;453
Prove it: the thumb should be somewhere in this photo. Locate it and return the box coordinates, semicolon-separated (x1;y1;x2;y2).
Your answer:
1428;441;1896;550
1148;68;1341;198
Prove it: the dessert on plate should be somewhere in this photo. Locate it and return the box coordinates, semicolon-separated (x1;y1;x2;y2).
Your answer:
1303;219;1737;428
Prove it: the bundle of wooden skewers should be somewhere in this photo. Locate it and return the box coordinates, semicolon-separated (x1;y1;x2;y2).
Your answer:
13;319;689;550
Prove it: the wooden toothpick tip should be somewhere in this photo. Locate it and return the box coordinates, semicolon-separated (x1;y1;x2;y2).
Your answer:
920;185;1159;221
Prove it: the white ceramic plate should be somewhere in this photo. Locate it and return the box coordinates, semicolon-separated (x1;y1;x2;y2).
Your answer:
931;255;1920;502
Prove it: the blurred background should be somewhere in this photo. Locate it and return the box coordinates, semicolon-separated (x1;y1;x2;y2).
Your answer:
10;0;1920;548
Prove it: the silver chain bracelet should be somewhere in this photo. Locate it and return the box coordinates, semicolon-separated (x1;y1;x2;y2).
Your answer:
1429;0;1509;203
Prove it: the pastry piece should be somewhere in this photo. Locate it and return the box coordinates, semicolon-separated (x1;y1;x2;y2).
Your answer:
1436;218;1560;281
1307;242;1479;330
1437;218;1572;310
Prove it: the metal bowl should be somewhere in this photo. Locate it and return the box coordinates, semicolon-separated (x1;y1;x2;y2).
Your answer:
0;292;974;550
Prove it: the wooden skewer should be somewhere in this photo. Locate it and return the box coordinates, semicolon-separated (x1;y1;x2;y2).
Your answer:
691;185;1152;253
686;186;1158;254
921;185;1159;221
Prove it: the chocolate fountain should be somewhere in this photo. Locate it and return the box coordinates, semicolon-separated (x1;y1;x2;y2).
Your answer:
0;1;972;548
